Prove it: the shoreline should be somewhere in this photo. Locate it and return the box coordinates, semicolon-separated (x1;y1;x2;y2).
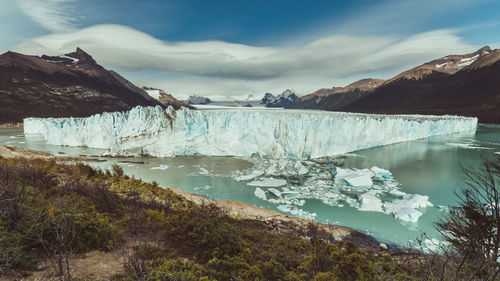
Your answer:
0;144;379;248
0;122;23;128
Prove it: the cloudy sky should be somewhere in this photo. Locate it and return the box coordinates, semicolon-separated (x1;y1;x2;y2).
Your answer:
1;0;500;99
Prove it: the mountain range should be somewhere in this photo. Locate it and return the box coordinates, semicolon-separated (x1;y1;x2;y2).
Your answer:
288;46;500;123
0;48;188;123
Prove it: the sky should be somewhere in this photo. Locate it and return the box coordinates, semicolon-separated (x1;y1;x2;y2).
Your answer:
1;0;500;100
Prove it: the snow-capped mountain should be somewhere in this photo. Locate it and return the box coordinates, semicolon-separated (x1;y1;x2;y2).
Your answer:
289;46;500;123
342;46;500;123
260;89;298;107
0;48;167;122
184;95;212;105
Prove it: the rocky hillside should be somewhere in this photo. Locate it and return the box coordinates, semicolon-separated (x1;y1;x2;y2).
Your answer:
287;79;384;110
342;46;500;123
0;48;185;123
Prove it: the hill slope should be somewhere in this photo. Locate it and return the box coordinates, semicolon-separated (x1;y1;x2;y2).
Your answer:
342;46;500;123
289;46;500;123
0;48;187;122
287;79;384;110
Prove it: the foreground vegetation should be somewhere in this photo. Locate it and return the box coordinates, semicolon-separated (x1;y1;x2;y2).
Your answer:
0;156;499;280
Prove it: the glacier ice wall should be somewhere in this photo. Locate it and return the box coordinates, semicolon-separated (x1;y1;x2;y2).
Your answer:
24;106;478;159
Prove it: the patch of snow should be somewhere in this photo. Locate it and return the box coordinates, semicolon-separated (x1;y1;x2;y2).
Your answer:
145;90;161;100
60;55;79;64
435;62;447;68
458;54;479;68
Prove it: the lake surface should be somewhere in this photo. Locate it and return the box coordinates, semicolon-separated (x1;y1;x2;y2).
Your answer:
1;124;499;246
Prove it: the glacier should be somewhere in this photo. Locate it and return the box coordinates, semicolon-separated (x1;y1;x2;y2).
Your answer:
23;105;478;159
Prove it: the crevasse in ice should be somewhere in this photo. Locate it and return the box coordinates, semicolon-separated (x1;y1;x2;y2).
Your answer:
24;106;478;159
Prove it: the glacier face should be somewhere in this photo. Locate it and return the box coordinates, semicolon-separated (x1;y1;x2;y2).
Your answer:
23;106;478;159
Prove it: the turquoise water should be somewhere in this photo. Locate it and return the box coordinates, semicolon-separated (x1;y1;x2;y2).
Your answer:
1;125;499;246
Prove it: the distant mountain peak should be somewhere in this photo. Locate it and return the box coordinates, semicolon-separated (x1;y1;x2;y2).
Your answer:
260;89;298;107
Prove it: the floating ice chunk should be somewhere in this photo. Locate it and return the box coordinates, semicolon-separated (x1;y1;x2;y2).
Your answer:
393;207;423;223
388;189;407;196
384;194;432;222
402;194;433;209
358;192;383;212
335;168;374;188
294;161;308;175
343;174;373;188
437;205;450;213
235;170;265;181
495;152;500;155
423;238;449;254
194;185;211;191
446;142;492;150
254;187;267;200
371;167;392;180
151;165;169;170
268;188;282;198
247;177;287;187
283;191;300;199
268;198;285;204
199;167;210;175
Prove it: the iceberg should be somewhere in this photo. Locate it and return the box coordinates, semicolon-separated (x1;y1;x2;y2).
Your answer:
268;188;282;198
358;192;384;212
254;187;267;200
335;168;374;188
24;106;478;159
247;178;287;187
371;167;392;180
384;194;433;223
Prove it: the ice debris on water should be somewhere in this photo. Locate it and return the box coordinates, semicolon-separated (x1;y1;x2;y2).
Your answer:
235;170;265;181
229;157;433;222
277;205;316;220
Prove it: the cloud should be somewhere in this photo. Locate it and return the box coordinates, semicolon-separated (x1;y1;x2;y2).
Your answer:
16;0;77;32
13;24;476;80
12;24;479;98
